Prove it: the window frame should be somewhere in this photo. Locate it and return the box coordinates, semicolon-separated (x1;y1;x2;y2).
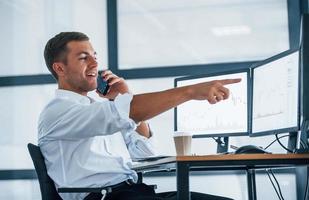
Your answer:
109;0;301;79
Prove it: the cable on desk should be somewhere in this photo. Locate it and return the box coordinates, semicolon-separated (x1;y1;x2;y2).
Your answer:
211;137;226;145
265;169;284;200
264;134;306;151
300;120;309;149
300;140;307;149
264;134;289;150
275;134;294;153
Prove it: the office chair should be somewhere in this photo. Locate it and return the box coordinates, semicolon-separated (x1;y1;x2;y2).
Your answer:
27;143;62;200
27;143;110;200
28;143;153;200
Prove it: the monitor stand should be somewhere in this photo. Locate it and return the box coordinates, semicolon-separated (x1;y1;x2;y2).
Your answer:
299;119;309;152
215;137;229;153
288;131;300;153
288;120;309;153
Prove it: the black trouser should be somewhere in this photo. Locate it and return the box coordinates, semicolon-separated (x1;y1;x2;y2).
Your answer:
84;183;233;200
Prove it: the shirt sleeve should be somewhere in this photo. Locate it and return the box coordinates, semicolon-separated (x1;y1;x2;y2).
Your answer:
121;126;157;158
38;93;137;141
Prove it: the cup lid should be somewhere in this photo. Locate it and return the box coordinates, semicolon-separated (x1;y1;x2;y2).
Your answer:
173;131;192;137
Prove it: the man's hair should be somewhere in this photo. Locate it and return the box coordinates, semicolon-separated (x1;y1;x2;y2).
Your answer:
44;32;89;80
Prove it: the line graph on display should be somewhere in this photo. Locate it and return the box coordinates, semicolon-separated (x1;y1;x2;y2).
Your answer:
176;71;248;135
253;87;286;120
177;87;247;133
253;66;296;120
230;91;247;106
178;113;246;133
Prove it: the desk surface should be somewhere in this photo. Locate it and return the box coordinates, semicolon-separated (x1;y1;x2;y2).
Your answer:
132;154;309;200
132;153;309;172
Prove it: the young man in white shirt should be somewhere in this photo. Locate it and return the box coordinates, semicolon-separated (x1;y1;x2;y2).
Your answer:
39;32;239;200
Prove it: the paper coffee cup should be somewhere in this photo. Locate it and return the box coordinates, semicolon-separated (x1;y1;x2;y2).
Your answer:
173;132;192;156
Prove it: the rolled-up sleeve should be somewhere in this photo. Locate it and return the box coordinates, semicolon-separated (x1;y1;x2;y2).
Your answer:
121;127;156;158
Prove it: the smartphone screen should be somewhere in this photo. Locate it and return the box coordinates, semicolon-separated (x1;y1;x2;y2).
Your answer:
97;74;109;95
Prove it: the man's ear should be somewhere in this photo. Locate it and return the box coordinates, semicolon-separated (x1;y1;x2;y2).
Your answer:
52;62;65;78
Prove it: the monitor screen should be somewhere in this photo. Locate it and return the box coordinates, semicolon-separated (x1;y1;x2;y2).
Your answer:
251;49;300;136
174;69;249;138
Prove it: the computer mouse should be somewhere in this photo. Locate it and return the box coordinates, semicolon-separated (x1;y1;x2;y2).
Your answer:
234;145;270;154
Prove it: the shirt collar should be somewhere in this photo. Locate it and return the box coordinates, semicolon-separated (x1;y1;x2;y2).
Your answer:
55;89;92;105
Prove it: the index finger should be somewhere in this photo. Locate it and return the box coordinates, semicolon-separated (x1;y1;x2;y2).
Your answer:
219;78;241;85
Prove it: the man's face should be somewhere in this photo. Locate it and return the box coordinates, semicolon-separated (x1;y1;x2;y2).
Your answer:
60;40;98;95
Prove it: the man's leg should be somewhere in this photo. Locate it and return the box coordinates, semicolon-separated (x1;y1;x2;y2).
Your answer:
84;183;158;200
84;184;234;200
156;191;234;200
106;183;161;200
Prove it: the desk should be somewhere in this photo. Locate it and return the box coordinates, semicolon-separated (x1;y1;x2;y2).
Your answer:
132;154;309;200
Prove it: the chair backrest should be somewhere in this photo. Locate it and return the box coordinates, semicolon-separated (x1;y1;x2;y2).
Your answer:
27;143;62;200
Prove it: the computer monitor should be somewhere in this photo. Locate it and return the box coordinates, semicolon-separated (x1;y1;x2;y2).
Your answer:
251;49;300;136
174;69;250;138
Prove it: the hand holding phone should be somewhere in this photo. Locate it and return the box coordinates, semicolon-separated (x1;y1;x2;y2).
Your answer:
97;70;130;99
97;74;110;95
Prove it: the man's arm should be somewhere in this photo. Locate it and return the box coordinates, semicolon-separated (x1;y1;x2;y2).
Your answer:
121;121;156;158
135;121;151;138
98;70;241;123
129;79;241;122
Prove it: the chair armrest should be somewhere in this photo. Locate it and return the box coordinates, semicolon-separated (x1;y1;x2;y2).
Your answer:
58;184;157;193
58;187;104;193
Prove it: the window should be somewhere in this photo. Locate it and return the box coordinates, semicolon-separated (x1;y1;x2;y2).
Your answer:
117;0;290;70
0;0;107;76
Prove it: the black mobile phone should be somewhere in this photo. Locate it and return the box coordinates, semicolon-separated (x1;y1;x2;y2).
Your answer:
97;74;109;95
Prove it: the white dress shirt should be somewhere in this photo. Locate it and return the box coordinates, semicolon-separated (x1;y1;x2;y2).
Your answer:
38;89;156;200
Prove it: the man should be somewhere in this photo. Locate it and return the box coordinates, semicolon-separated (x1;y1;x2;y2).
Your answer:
39;32;240;200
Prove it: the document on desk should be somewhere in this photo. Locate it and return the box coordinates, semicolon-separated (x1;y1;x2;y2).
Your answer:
132;156;171;162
